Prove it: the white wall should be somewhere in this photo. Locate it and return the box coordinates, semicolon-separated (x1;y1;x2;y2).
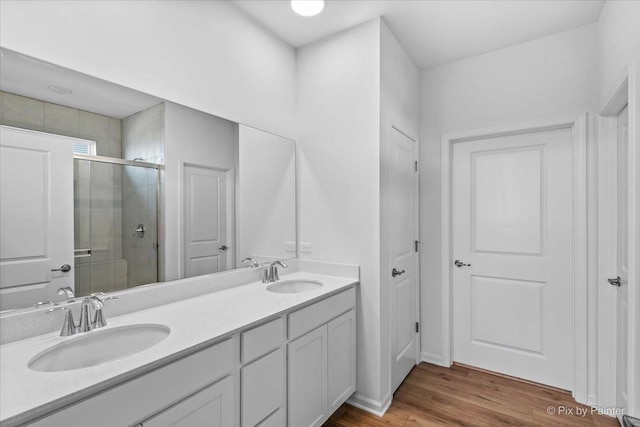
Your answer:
164;102;238;281
597;1;640;102
379;20;420;406
237;125;296;264
297;18;384;408
0;0;296;139
419;23;599;393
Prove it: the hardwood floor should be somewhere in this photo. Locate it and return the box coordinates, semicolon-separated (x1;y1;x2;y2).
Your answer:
324;363;620;427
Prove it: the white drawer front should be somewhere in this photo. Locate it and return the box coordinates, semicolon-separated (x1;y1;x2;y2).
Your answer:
256;408;285;427
242;317;284;363
241;348;285;427
142;375;234;427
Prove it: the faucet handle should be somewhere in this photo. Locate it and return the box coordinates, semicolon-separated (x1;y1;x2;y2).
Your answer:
57;286;75;300
45;306;77;336
241;258;258;268
34;301;58;308
92;296;118;329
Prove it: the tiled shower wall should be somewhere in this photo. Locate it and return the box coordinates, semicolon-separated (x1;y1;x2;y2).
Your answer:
0;91;125;295
122;103;165;286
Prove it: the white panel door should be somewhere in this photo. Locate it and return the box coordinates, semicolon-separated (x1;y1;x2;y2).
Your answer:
389;128;419;393
452;127;573;389
183;165;230;278
0;126;74;310
615;105;630;410
142;376;234;427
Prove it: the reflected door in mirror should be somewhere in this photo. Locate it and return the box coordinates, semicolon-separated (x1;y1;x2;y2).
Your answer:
183;165;233;277
0;127;75;310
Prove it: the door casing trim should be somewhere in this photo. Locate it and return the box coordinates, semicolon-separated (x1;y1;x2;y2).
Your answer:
597;59;639;415
439;113;588;403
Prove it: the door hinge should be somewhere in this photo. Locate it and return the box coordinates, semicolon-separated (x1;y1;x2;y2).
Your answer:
415;322;420;333
415;160;418;172
415;240;420;252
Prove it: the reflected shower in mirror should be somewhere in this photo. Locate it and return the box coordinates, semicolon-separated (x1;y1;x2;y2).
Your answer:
0;48;296;311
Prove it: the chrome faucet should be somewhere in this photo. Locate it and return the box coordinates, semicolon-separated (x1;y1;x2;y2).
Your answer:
264;260;287;283
79;296;104;332
241;257;259;268
45;293;117;336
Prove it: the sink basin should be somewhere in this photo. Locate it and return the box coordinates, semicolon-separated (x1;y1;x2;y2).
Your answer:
266;280;323;294
28;324;170;372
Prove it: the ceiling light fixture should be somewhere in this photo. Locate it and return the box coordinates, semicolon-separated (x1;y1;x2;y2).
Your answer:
48;85;72;95
291;0;324;17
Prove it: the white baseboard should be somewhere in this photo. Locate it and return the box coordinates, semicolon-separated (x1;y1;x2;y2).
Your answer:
346;393;392;417
421;352;449;367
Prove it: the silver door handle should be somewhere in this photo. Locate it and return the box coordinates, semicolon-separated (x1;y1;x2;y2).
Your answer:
454;259;471;267
392;268;405;277
608;276;621;287
51;264;71;272
219;245;229;251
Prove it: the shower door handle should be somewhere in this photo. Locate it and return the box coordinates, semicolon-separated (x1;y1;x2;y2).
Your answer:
51;264;72;273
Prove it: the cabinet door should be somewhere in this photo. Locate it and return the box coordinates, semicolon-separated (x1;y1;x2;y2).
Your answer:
288;324;327;427
327;309;356;412
242;348;285;427
143;375;234;427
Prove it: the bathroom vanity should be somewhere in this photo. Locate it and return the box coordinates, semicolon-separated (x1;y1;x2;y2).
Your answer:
0;265;358;427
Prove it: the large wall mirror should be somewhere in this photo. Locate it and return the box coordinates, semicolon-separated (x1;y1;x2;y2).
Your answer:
0;48;297;312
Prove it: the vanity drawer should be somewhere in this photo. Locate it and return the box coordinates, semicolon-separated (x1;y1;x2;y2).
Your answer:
27;338;234;427
241;348;285;427
288;287;356;340
242;317;284;363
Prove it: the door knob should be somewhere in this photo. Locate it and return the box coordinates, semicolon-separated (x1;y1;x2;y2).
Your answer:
454;259;471;268
51;264;72;273
392;268;406;277
219;245;229;251
608;276;621;287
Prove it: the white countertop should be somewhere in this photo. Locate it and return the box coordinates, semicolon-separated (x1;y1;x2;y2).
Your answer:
0;271;357;426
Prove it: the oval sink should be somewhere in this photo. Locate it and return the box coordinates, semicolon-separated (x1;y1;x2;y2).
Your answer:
266;280;323;294
28;324;170;372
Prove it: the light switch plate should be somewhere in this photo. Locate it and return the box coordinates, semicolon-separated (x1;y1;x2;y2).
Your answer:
284;241;296;252
300;242;312;253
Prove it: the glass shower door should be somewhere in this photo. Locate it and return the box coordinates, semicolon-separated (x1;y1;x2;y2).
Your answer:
73;158;158;297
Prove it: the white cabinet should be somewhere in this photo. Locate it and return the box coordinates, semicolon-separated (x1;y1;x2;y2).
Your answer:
328;309;356;412
288;324;328;427
142;375;234;426
27;339;234;427
287;288;357;427
25;286;356;427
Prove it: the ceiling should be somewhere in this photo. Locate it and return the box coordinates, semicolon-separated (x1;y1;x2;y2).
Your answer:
232;0;605;69
0;48;161;119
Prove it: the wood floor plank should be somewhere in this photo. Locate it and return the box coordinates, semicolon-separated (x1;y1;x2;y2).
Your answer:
324;363;620;427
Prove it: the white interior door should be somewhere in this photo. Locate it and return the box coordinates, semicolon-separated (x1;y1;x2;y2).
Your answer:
0;126;74;310
389;128;419;393
183;164;230;278
452;127;573;390
615;105;630;411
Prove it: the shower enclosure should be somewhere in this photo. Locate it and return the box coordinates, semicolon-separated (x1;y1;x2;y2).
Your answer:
73;155;160;297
